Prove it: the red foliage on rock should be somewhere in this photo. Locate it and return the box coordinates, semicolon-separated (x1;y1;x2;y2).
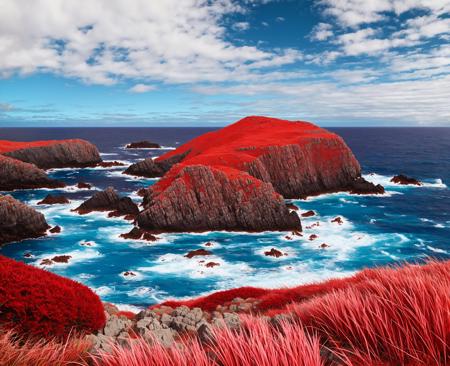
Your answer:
0;255;105;339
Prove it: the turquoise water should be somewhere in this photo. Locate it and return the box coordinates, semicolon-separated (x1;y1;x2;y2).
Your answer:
1;128;449;311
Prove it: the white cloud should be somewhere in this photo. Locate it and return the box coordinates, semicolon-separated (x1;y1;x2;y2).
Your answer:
276;16;285;22
128;84;156;93
310;23;334;41
233;21;250;31
0;0;300;85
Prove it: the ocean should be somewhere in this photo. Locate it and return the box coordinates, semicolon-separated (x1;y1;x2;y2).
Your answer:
1;127;449;312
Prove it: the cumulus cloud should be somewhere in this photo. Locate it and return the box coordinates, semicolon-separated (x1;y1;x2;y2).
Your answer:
128;84;156;93
0;0;301;85
310;23;334;41
232;21;250;31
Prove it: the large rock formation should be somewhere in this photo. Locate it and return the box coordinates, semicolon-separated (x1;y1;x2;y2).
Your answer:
137;116;383;232
138;165;300;231
0;195;49;245
0;155;64;191
123;152;189;178
75;187;139;218
0;139;101;169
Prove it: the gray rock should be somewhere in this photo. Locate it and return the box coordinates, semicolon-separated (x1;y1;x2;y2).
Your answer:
223;312;241;329
103;315;132;337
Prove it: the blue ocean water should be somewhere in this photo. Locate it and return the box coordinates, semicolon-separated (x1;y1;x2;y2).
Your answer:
1;127;449;311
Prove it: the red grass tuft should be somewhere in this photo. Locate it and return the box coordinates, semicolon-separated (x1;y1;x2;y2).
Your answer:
290;260;450;365
0;328;91;366
0;255;106;339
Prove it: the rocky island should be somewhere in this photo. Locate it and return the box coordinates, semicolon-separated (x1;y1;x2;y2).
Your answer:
135;116;384;232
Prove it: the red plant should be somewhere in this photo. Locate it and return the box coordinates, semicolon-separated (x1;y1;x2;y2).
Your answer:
116;311;135;320
0;255;105;339
290;260;450;365
0;328;91;366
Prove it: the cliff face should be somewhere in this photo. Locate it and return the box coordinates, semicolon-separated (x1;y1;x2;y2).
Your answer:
1;139;101;169
138;165;300;232
137;116;382;232
0;155;64;191
123;151;189;178
0;195;49;245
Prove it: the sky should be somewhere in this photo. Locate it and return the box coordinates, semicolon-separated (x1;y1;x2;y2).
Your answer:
0;0;449;127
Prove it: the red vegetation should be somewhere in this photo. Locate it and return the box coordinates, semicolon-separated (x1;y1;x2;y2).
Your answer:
290;260;450;365
0;139;83;153
0;329;91;366
0;256;105;339
116;311;136;320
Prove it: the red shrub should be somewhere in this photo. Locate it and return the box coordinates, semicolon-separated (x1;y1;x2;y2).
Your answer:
0;255;105;339
116;311;135;320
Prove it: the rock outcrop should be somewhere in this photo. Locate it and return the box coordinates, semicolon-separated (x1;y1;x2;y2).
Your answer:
75;187;139;217
1;139;101;169
391;174;421;186
0;155;64;191
0;195;49;245
137;116;381;232
37;194;70;205
126;141;161;149
137;165;301;232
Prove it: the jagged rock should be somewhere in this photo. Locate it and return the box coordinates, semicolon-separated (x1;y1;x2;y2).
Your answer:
286;203;299;211
74;187;139;217
138;165;301;232
185;249;212;258
206;262;220;268
319;243;330;249
391;174;421;186
2;139;101;169
331;216;343;225
309;234;318;241
348;177;385;195
301;210;315;217
0;155;65;191
126;141;161;149
49;225;61;233
37;194;70;205
120;227;158;241
123;151;189;178
97;161;125;168
51;255;71;263
0;195;49;245
264;248;284;258
77;182;92;189
103;315;132;337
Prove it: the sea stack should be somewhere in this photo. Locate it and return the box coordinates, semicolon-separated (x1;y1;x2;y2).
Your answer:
0;195;50;245
137;116;382;232
0;139;102;169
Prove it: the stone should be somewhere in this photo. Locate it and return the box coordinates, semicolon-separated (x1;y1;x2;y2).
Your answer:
264;248;284;258
37;194;70;205
391;174;421;186
301;210;315;217
49;225;61;233
126;141;161;149
185;249;212;258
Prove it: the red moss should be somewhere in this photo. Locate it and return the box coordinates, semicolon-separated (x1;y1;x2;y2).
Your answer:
0;255;105;339
116;311;136;320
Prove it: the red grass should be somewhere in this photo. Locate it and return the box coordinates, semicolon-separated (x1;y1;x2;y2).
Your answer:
0;328;91;366
290;260;450;365
0;255;106;339
116;311;136;320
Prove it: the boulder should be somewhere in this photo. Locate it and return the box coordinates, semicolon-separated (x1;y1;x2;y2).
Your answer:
37;194;70;205
391;174;421;186
0;195;49;245
301;210;315;217
126;141;161;149
185;249;212;258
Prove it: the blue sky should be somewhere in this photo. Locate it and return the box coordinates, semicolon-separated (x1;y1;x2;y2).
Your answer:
0;0;449;127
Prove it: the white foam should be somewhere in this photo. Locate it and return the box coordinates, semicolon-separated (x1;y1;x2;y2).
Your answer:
127;287;168;302
434;223;445;228
95;286;114;296
115;304;143;313
120;270;144;281
380;250;400;260
426;246;447;254
100;152;119;157
363;173;447;189
139;253;252;279
200;241;221;249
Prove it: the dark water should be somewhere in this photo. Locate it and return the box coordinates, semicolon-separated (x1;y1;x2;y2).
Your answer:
1;127;449;311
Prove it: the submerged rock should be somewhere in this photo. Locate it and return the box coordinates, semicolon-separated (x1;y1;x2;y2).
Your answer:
264;248;285;258
77;182;92;189
0;195;49;245
38;194;70;205
301;210;315;217
49;225;61;233
185;249;212;258
126;141;161;149
391;174;421;186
